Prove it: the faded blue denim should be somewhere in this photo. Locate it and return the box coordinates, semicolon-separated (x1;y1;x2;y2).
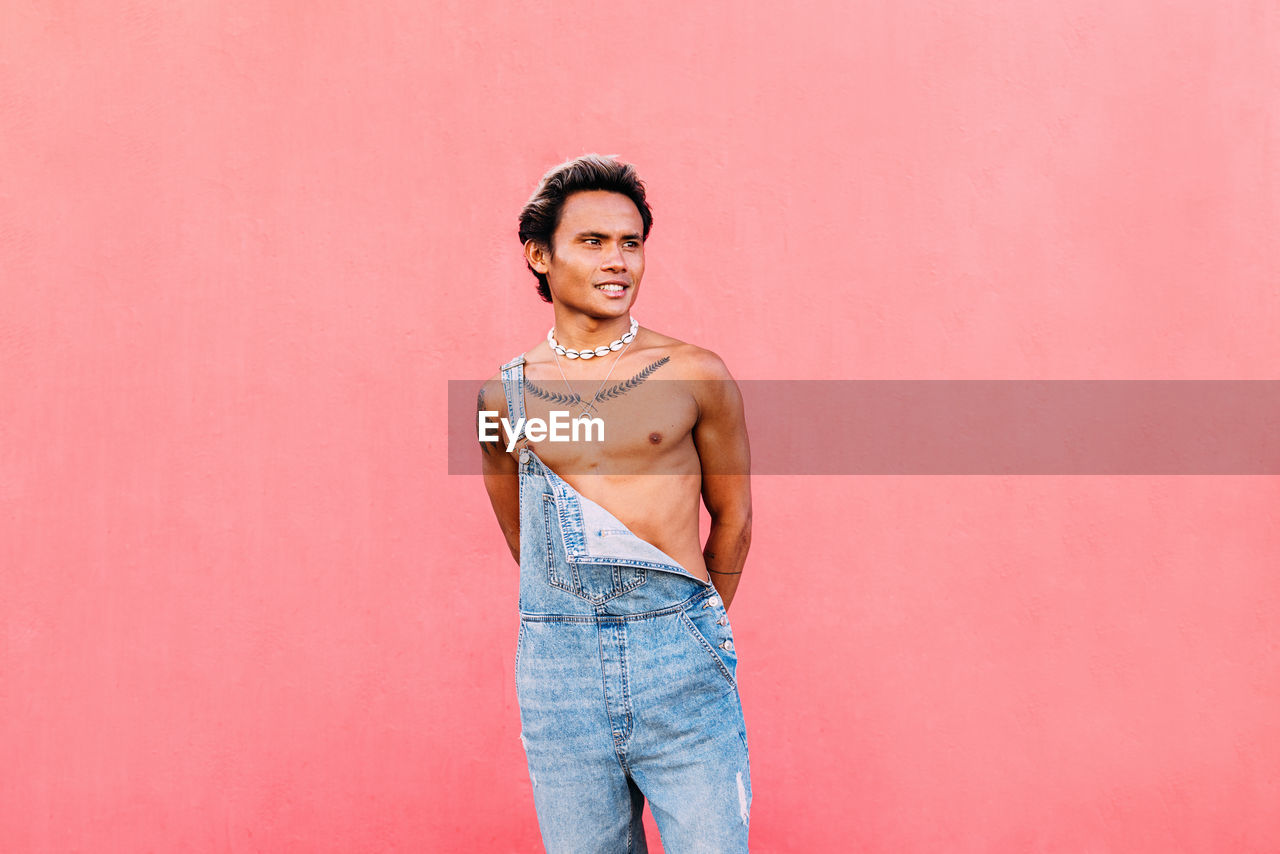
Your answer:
500;354;752;853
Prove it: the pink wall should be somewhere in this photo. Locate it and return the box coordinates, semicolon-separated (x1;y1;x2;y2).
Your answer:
3;2;1278;851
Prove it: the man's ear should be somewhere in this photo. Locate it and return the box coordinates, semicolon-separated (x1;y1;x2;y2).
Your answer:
524;239;550;274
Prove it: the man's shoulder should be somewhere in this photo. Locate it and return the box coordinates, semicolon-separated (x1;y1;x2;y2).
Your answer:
641;330;735;382
478;341;547;413
477;348;535;417
476;371;507;418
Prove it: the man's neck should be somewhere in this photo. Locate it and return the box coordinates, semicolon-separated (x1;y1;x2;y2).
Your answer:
550;311;633;352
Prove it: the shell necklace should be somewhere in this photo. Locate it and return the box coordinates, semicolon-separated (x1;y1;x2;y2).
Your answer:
547;317;638;360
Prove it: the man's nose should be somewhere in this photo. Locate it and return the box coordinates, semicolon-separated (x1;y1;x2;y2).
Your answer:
601;242;626;270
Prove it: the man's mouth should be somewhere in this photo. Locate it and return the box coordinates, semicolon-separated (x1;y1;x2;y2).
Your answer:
595;283;628;293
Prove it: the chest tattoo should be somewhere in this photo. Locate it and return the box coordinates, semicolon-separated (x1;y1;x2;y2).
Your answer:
526;356;671;406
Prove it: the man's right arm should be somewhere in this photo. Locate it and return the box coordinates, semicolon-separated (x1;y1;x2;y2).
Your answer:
478;375;520;563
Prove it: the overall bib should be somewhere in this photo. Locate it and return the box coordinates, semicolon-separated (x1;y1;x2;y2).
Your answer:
500;354;752;854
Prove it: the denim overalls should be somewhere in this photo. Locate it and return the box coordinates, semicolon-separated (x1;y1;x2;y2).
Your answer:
499;354;752;853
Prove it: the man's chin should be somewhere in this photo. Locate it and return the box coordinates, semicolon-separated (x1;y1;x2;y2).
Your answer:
560;299;636;320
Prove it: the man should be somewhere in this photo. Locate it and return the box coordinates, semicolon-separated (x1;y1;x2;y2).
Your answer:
478;154;753;852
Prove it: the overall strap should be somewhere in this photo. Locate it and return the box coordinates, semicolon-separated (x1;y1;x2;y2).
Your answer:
498;354;527;446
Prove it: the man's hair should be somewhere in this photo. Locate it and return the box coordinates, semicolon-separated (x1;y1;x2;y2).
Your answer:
518;153;654;303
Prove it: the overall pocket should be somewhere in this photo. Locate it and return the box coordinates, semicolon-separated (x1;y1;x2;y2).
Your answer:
543;494;648;603
677;598;738;690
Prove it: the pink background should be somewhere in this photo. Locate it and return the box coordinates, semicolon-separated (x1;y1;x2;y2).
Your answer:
3;2;1279;852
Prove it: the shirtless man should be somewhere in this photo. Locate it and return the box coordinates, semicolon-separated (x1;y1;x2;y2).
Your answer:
478;154;754;852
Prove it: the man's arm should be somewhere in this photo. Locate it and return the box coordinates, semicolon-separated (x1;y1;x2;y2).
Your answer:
689;352;752;610
478;375;520;564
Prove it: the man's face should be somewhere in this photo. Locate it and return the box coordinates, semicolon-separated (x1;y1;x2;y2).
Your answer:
529;190;645;319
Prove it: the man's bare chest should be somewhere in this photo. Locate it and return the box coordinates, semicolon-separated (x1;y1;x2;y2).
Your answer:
518;363;698;473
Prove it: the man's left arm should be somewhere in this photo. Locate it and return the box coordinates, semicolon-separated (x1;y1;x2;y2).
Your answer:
690;352;752;610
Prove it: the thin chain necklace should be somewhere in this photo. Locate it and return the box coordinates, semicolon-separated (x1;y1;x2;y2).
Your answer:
551;324;637;421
